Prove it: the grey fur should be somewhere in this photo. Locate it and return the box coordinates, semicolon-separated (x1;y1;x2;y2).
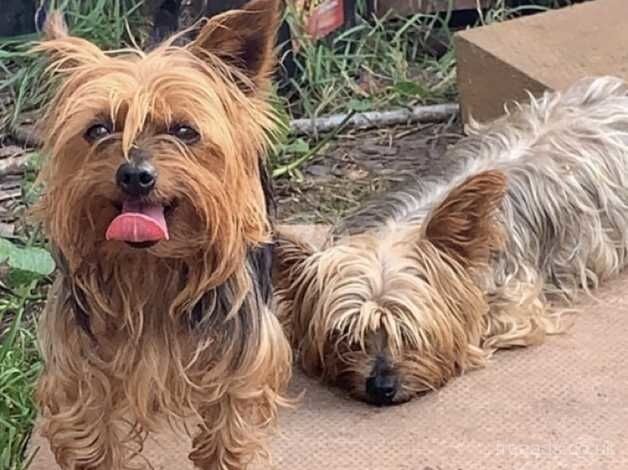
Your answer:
336;76;628;300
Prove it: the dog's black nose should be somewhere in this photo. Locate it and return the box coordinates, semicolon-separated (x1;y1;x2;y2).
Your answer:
366;374;398;406
116;161;157;197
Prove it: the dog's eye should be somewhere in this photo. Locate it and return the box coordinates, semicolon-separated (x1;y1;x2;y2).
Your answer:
170;124;200;144
84;123;112;143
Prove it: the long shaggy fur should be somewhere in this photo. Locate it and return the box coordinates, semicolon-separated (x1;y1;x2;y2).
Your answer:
34;1;292;469
275;76;628;405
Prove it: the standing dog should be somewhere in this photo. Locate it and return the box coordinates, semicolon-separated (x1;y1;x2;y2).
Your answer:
275;76;628;406
33;1;291;468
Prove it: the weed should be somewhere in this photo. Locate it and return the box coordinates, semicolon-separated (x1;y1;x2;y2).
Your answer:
0;0;145;133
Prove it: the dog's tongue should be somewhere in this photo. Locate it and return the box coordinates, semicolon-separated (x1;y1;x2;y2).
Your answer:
106;201;169;243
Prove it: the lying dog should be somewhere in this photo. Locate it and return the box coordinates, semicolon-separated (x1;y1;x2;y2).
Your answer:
275;76;628;406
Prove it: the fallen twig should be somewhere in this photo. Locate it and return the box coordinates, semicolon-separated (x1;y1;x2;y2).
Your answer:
0;146;30;176
290;103;459;136
10;123;42;148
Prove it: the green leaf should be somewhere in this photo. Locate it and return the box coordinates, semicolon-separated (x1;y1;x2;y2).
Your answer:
22;181;43;206
284;138;310;155
25;151;43;172
6;268;40;287
0;238;55;277
392;80;426;98
7;246;55;276
348;99;372;112
0;238;15;264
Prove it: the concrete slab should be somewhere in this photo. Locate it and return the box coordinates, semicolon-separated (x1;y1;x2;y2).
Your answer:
27;224;628;469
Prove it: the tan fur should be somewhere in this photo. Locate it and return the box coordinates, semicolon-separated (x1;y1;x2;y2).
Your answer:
33;2;291;469
275;76;628;405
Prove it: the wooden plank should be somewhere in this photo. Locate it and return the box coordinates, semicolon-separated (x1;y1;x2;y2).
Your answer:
454;0;628;124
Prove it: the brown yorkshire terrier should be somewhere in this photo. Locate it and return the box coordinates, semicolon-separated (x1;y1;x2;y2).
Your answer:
275;76;628;407
33;1;291;469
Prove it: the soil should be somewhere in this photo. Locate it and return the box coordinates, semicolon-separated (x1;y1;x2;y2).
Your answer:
275;119;463;225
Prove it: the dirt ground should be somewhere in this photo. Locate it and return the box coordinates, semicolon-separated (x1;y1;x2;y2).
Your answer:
275;119;463;225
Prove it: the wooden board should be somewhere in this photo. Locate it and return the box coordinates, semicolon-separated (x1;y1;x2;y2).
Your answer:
454;0;628;123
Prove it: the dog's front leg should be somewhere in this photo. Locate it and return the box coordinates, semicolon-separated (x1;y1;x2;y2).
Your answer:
38;368;133;469
37;280;133;469
189;390;280;470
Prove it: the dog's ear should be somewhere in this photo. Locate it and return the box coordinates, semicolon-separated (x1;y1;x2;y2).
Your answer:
423;170;506;268
189;0;281;90
33;11;106;71
272;228;317;289
273;229;319;345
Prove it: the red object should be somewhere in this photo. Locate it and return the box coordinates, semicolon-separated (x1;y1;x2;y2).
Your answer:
307;0;345;40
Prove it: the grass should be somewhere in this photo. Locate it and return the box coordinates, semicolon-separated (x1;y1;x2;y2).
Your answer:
282;5;456;119
0;0;145;132
0;280;45;470
0;0;577;468
270;0;576;170
0;150;55;469
279;0;579;122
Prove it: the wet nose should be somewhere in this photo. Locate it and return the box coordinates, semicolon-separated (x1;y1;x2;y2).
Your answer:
366;374;398;406
116;161;157;197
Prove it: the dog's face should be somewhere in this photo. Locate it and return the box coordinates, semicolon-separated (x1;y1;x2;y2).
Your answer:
276;171;506;405
35;0;280;280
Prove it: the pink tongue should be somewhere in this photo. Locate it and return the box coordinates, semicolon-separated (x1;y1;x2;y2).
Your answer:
106;201;169;242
